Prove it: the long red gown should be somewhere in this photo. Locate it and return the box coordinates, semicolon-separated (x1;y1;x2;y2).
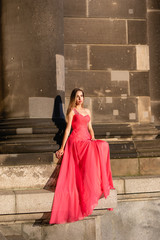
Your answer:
49;109;114;224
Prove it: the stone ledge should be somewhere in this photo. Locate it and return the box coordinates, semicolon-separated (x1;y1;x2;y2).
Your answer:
113;175;160;194
118;192;160;201
124;175;160;194
0;189;117;216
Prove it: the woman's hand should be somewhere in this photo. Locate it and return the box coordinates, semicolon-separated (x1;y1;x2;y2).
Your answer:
91;137;96;141
55;148;64;159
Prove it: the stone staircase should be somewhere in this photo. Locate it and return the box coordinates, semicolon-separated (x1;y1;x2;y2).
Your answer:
0;119;160;239
0;233;25;240
0;175;159;239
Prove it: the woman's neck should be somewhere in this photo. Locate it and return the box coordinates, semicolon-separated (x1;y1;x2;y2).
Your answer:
75;105;83;110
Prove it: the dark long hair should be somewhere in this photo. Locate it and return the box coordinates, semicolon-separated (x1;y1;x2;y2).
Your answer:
66;88;84;121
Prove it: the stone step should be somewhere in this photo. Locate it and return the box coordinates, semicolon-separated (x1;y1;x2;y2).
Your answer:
135;139;160;148
132;124;159;140
5;236;25;240
0;152;54;166
0;118;57;128
0;128;58;136
134;139;160;157
0;155;160;190
0;134;56;143
108;141;137;159
111;157;160;176
0;142;59;154
93;123;132;138
0;163;57;190
0;188;117;223
1;138;160;158
0;175;159;223
112;175;160;194
0;140;137;158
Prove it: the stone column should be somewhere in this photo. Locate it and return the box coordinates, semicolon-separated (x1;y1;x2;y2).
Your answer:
1;0;64;119
147;0;160;124
0;0;64;160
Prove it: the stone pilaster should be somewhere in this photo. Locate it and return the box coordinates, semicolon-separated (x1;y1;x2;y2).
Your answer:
0;0;65;161
147;0;160;124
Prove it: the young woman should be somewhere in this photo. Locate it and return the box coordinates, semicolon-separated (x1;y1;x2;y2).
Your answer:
49;88;114;224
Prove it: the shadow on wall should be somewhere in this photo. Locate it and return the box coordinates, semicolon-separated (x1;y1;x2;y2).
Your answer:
44;95;66;192
35;96;66;225
52;95;66;146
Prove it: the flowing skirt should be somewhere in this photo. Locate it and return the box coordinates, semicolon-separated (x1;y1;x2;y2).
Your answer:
49;135;114;224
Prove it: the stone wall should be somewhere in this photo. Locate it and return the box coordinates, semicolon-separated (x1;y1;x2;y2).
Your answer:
0;196;159;240
64;0;153;124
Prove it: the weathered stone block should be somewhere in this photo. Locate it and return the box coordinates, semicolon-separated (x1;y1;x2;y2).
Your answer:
64;0;86;17
64;19;126;44
0;190;15;214
125;176;160;193
111;71;129;81
138;97;151;123
92;97;138;123
136;45;150;70
130;72;150;96
64;45;87;70
65;71;129;97
151;101;160;124
135;139;160;151
3;70;56;118
113;178;125;194
148;12;160;100
111;158;139;176
15;189;53;213
0;232;6;240
0;165;55;190
22;223;42;240
93;123;132;139
101;199;160;240
132;124;159;140
147;0;160;9
43;218;96;240
0;224;21;237
140;157;160;175
128;20;147;44
88;0;146;19
90;46;136;70
0;152;53;166
29;97;54;118
95;189;117;209
109;141;137;159
3;38;56;71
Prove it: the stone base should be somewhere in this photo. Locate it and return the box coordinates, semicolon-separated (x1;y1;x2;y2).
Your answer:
0;188;117;223
0;192;159;240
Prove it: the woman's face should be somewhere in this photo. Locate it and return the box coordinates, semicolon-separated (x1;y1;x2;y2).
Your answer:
75;91;84;106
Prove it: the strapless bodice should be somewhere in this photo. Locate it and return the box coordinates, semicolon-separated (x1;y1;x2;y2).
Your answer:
70;113;91;140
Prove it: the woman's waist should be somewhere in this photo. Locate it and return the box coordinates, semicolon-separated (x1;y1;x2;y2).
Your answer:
70;128;91;138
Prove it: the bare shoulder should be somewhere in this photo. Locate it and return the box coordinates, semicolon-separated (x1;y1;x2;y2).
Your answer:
69;108;75;116
85;108;91;115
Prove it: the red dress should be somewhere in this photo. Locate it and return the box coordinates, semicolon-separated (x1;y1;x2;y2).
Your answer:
49;109;114;224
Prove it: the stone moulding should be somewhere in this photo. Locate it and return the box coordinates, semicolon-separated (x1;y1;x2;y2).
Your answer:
0;189;117;222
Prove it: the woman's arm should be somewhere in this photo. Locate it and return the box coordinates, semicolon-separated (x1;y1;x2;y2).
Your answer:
86;109;95;140
56;110;74;158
